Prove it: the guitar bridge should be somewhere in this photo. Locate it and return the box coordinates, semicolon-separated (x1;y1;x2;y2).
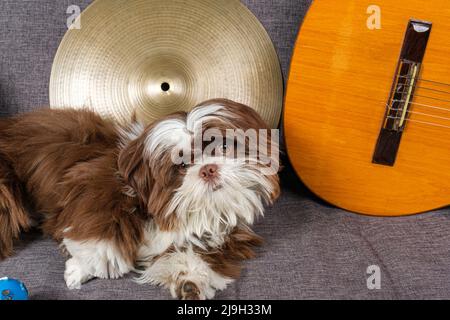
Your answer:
384;60;421;132
373;20;432;166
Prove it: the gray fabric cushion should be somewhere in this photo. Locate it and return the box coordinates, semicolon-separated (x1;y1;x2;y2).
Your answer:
1;0;450;300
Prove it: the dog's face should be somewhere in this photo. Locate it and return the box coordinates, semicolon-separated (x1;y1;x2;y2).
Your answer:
119;99;280;244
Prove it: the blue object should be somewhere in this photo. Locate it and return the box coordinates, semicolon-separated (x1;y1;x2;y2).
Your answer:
0;277;29;300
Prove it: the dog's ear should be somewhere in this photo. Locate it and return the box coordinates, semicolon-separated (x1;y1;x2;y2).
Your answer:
197;99;271;130
117;127;180;230
118;134;153;214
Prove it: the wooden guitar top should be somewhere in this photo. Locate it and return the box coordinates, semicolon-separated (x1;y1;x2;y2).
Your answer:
284;0;450;216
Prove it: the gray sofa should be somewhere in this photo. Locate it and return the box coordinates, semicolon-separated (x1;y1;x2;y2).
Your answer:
1;0;449;300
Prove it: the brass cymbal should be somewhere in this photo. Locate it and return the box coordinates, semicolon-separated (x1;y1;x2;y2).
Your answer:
50;0;283;128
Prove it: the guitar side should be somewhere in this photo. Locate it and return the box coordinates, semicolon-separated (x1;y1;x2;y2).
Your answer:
284;0;450;216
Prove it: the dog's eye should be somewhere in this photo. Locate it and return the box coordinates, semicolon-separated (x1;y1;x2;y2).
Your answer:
221;139;235;155
178;161;191;170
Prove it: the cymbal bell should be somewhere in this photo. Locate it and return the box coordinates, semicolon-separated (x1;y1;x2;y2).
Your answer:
49;0;283;128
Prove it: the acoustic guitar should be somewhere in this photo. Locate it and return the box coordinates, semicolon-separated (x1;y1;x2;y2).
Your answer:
284;0;450;216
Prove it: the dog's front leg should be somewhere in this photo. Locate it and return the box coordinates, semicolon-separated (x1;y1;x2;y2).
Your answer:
62;238;133;290
137;246;233;300
64;257;95;290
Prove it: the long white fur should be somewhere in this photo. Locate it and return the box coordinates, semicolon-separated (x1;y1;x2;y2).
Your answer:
143;104;228;158
63;238;133;290
186;104;225;132
167;156;273;248
144;118;190;160
136;244;233;300
117;121;145;148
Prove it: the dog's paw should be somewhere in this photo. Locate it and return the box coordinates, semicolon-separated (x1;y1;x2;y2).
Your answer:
177;281;204;300
64;258;92;290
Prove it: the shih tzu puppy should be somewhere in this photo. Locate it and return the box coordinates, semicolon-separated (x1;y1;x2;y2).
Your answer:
0;99;280;299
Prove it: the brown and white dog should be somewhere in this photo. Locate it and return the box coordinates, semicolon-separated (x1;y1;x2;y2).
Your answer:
0;99;280;299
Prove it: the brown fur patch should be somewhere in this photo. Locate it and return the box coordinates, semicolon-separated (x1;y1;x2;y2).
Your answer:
198;227;263;279
0;109;146;263
117;112;189;232
0;155;30;260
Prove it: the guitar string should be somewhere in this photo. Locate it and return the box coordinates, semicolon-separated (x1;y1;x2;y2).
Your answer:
382;95;450;122
414;93;450;104
386;94;450;116
382;101;450;129
386;116;450;129
337;96;450;129
384;86;450;117
384;99;450;126
394;79;450;103
349;96;450;130
395;100;450;113
382;94;450;115
369;76;450;99
364;76;450;116
397;75;450;87
308;75;450;129
415;86;450;96
387;108;450;121
357;73;450;128
377;76;450;125
337;98;450;130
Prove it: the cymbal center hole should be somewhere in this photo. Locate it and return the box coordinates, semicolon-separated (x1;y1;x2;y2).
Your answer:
161;82;170;92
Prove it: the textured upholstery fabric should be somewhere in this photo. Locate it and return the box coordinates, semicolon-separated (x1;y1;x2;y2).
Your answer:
1;0;449;300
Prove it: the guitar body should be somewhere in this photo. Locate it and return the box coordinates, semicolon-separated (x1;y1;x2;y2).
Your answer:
284;0;450;216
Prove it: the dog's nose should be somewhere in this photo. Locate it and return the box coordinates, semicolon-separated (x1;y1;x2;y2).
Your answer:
199;164;219;181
